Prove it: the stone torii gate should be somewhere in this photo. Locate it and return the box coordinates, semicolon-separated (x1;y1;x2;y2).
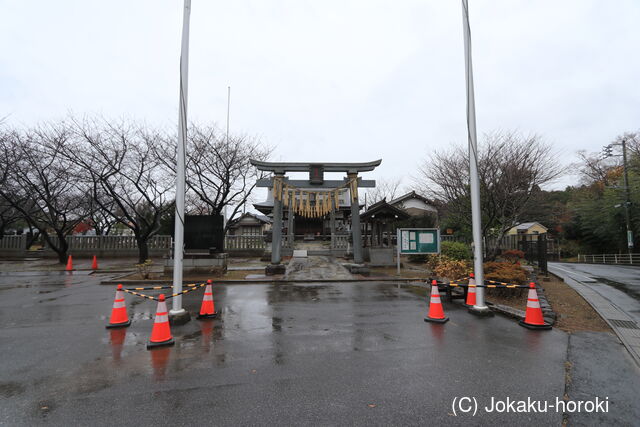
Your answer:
250;159;381;275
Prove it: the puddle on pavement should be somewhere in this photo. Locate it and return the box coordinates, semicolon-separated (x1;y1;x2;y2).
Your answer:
0;271;92;277
592;277;640;301
0;381;26;398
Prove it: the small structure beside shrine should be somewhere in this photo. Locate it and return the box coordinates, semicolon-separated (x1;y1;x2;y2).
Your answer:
388;191;439;219
360;199;410;266
250;159;381;275
227;212;272;236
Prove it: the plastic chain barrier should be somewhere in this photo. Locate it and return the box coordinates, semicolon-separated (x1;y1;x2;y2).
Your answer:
436;276;518;288
122;282;207;301
125;283;202;291
445;282;530;289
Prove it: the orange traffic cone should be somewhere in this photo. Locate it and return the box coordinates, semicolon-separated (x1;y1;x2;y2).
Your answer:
519;283;551;330
147;294;175;349
65;255;73;271
465;273;477;307
106;284;131;328
197;280;218;319
424;280;449;323
91;255;98;270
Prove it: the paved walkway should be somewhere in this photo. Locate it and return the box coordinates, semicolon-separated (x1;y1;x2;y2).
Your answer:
0;274;569;426
284;255;353;281
549;263;640;367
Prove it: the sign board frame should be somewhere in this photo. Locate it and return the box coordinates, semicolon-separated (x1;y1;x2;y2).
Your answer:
396;228;441;274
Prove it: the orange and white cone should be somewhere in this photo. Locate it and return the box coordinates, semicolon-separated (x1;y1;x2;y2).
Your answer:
519;282;551;330
147;294;175;349
65;255;73;271
465;273;477;307
106;284;131;328
197;280;218;319
424;280;449;323
91;255;98;270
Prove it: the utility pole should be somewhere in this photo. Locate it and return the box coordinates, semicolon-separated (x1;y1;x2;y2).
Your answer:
622;139;634;257
604;139;634;258
461;0;491;316
170;0;191;321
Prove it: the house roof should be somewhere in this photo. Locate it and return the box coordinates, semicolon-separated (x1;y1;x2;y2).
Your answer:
514;222;548;231
228;212;272;226
388;190;432;206
360;199;411;221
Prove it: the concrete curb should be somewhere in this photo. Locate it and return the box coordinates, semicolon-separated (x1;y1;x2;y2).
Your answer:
530;271;558;325
487;302;526;321
549;270;640;368
100;277;430;286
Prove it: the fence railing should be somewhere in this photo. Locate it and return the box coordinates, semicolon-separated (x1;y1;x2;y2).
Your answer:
44;235;172;255
0;234;27;250
578;253;640;265
225;234;266;250
332;234;349;249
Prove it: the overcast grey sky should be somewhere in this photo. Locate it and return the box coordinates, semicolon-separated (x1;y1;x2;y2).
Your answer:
1;1;639;194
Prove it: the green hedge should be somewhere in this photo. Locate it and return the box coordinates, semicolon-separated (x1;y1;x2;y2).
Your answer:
440;240;471;261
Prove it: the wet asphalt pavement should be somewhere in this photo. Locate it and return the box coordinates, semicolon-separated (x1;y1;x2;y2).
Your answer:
550;263;640;320
0;270;637;426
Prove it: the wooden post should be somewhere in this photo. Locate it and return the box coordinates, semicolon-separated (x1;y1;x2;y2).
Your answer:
330;197;336;249
287;203;295;248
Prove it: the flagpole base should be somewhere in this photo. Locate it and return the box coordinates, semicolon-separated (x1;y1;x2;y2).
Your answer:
169;309;191;325
468;305;494;317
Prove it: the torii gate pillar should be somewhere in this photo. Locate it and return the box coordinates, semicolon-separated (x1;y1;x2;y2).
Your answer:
348;172;364;264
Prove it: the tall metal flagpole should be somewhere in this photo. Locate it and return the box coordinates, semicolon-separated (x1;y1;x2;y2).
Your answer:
170;0;191;319
462;0;491;316
226;86;231;145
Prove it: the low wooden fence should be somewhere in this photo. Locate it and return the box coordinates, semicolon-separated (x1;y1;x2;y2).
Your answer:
0;235;28;256
44;235;172;257
225;235;266;250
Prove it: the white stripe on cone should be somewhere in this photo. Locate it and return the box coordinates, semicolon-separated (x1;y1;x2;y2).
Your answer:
527;299;541;309
156;301;168;316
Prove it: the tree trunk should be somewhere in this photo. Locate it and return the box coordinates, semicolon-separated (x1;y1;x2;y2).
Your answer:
41;232;69;264
136;236;149;264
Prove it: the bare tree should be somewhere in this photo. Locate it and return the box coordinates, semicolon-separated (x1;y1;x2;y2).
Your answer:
0;124;89;263
365;177;403;206
157;123;272;230
69;118;174;263
0;127;23;237
86;188;118;236
575;150;618;188
417;131;563;255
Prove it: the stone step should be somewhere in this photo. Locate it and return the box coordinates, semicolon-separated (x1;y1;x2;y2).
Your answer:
307;250;332;256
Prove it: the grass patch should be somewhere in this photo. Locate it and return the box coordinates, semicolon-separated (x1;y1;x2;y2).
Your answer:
543;274;612;333
486;274;612;333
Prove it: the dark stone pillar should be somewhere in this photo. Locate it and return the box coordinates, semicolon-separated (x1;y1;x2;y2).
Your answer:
349;173;363;263
266;173;286;275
